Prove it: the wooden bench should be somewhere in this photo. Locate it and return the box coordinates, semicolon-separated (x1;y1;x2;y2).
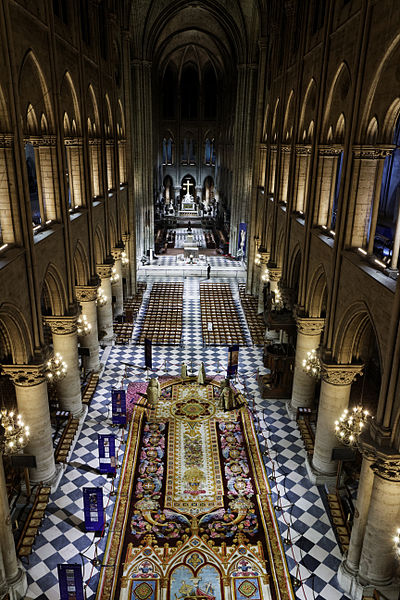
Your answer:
17;484;51;561
82;372;99;406
296;407;315;457
327;491;351;553
55;413;79;463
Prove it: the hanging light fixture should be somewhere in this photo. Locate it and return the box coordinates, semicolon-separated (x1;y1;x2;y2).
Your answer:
0;409;30;455
45;352;67;383
254;253;261;266
96;288;107;307
77;314;91;336
273;289;284;311
302;348;321;379
121;251;129;266
262;268;270;282
334;406;370;446
110;267;120;284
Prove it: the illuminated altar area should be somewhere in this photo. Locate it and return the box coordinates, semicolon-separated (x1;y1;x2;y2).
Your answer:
96;377;294;600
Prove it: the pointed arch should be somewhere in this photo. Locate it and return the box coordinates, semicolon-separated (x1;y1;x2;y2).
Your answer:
117;98;126;137
322;62;351;142
366;116;379;144
271;97;280;141
60;70;81;135
104;93;113;135
87;84;100;135
382;98;400;142
18;50;54;134
73;241;90;286
335;113;346;144
299;78;317;140
94;226;106;264
287;244;302;292
41;263;67;316
306;265;329;318
26;103;38;135
283;89;295;141
332;301;382;368
0;303;34;364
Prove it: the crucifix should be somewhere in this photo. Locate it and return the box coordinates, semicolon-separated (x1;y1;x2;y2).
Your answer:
183;179;191;195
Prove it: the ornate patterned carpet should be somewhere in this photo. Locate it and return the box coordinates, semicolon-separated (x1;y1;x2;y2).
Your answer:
96;377;294;600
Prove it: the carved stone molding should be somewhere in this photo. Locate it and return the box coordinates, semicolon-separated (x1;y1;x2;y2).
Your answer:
27;135;57;147
281;145;292;153
295;145;312;156
321;363;364;385
352;145;394;160
371;458;400;482
122;233;131;244
268;268;282;282
64;137;83;147
0;133;14;148
319;145;343;157
2;364;46;386
75;285;99;303
88;138;101;146
44;315;78;335
96;264;113;279
296;317;325;336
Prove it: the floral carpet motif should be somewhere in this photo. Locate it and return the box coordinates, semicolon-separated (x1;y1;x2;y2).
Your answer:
96;378;294;600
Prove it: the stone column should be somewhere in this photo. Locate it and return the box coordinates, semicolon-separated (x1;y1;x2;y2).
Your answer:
265;267;281;343
289;317;325;415
278;146;291;204
257;251;270;314
2;365;57;484
122;233;134;297
338;449;375;595
314;146;342;228
346;147;393;249
294;145;311;213
111;249;124;317
357;458;400;587
268;145;277;195
75;285;101;372
45;316;82;417
97;264;114;343
308;363;363;483
0;454;26;598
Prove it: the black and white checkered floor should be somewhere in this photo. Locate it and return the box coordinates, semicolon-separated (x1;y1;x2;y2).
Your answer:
24;276;349;600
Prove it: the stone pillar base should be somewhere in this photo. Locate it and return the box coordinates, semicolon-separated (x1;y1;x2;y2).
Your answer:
286;402;297;420
100;334;115;346
337;560;399;600
29;463;64;493
305;454;338;486
6;565;27;600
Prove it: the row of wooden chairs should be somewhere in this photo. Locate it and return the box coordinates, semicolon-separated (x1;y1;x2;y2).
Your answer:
113;322;134;344
137;282;183;345
17;484;51;561
238;283;265;345
81;372;99;406
55;413;80;463
200;283;246;346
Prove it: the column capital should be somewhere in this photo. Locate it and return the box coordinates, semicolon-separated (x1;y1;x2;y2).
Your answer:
320;362;364;385
281;145;292;153
352;145;394;160
1;363;46;386
97;263;113;278
371;457;400;482
122;233;131;243
296;316;325;335
75;285;99;302
43;315;78;335
111;247;123;260
267;267;282;282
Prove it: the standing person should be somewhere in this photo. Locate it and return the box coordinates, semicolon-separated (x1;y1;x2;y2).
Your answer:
207;263;211;279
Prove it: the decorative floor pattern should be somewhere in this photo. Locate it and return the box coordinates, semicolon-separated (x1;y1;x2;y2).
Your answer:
23;275;350;600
